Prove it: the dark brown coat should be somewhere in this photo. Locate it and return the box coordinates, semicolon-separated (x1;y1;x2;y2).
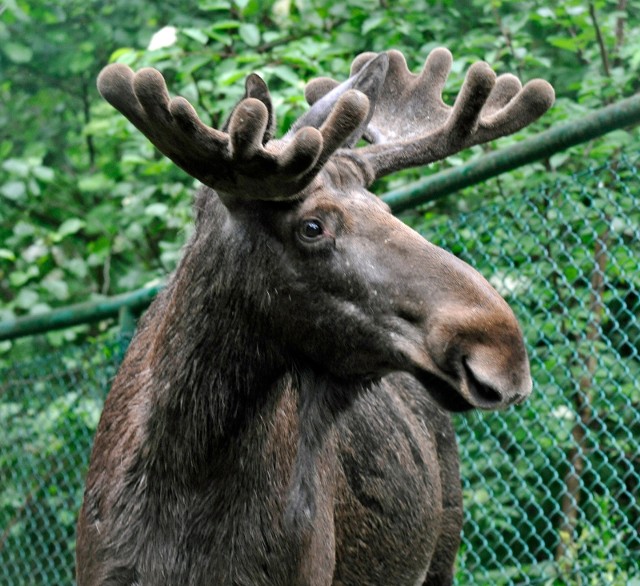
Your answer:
77;49;554;585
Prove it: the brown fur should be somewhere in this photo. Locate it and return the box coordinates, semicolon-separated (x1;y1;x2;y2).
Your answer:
77;49;552;585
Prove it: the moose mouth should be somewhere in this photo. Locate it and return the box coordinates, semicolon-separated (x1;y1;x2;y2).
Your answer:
414;357;504;413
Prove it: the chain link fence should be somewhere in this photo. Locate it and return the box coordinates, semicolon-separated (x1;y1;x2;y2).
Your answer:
1;339;126;586
1;156;639;585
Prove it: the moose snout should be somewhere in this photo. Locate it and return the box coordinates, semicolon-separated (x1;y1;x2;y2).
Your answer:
458;344;533;409
423;300;533;411
379;229;533;412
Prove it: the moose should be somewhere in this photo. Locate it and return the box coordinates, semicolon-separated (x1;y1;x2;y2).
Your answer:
76;48;554;585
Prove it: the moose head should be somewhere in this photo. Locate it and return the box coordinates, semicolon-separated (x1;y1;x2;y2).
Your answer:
97;49;553;412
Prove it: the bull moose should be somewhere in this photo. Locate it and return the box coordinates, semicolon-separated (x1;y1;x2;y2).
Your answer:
76;48;554;585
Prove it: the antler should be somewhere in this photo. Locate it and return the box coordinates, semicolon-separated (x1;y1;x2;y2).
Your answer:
305;48;555;182
97;64;371;202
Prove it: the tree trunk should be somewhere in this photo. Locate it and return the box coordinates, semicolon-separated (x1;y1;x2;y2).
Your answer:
556;227;609;573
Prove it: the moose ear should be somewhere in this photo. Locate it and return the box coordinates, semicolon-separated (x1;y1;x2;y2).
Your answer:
292;53;389;148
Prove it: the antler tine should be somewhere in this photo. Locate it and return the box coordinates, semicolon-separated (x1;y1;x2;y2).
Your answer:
97;64;370;203
358;48;555;180
222;73;275;144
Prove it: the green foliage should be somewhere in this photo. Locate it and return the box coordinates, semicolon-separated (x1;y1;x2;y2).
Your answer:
0;0;198;332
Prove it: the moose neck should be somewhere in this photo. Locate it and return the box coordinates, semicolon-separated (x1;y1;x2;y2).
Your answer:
139;194;291;475
138;192;360;498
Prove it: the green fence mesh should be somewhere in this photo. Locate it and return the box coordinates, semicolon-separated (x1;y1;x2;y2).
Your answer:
1;156;639;585
0;339;126;586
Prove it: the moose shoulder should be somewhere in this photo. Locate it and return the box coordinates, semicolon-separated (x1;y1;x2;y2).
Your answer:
76;49;553;585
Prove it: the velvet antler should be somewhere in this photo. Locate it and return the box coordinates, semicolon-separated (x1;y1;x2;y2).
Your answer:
305;48;555;182
99;50;553;199
97;64;371;202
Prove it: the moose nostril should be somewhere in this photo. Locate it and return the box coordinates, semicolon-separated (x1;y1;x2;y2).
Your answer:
462;358;502;404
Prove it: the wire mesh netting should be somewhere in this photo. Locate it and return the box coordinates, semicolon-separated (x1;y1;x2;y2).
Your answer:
1;156;639;584
422;156;640;585
0;339;126;586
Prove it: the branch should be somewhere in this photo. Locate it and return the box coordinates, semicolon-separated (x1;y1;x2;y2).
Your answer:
614;0;628;67
82;78;96;168
492;5;524;79
589;1;611;77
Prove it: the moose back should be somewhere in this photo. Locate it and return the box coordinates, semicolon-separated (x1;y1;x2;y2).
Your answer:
76;49;553;585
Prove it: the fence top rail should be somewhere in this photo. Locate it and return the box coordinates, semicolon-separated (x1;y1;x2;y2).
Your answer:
0;285;162;342
2;93;640;342
382;92;640;212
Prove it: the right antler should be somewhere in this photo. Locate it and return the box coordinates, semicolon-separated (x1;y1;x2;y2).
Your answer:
97;64;370;202
306;49;555;182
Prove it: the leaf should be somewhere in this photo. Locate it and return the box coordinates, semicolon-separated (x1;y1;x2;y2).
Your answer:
29;302;52;316
1;181;26;201
9;270;35;287
44;279;70;301
2;158;30;176
111;47;138;64
565;5;586;16
181;54;212;75
550;152;570;169
182;28;209;45
148;26;178;51
63;258;88;279
239;23;260;47
536;7;555;19
78;173;111;192
14;288;39;310
145;203;169;217
548;36;581;51
199;1;232;9
0;141;12;159
208;30;233;45
33;165;55;182
270;65;300;86
13;221;35;237
3;42;32;63
210;20;242;30
57;218;86;238
218;68;250;86
362;15;386;35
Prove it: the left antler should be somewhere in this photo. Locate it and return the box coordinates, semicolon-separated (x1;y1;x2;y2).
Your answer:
97;64;370;202
306;48;555;181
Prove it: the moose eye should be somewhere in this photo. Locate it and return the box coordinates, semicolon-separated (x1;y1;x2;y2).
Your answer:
300;218;324;241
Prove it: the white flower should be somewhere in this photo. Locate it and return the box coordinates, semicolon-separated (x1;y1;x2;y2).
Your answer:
552;405;575;421
489;272;530;296
148;26;178;51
